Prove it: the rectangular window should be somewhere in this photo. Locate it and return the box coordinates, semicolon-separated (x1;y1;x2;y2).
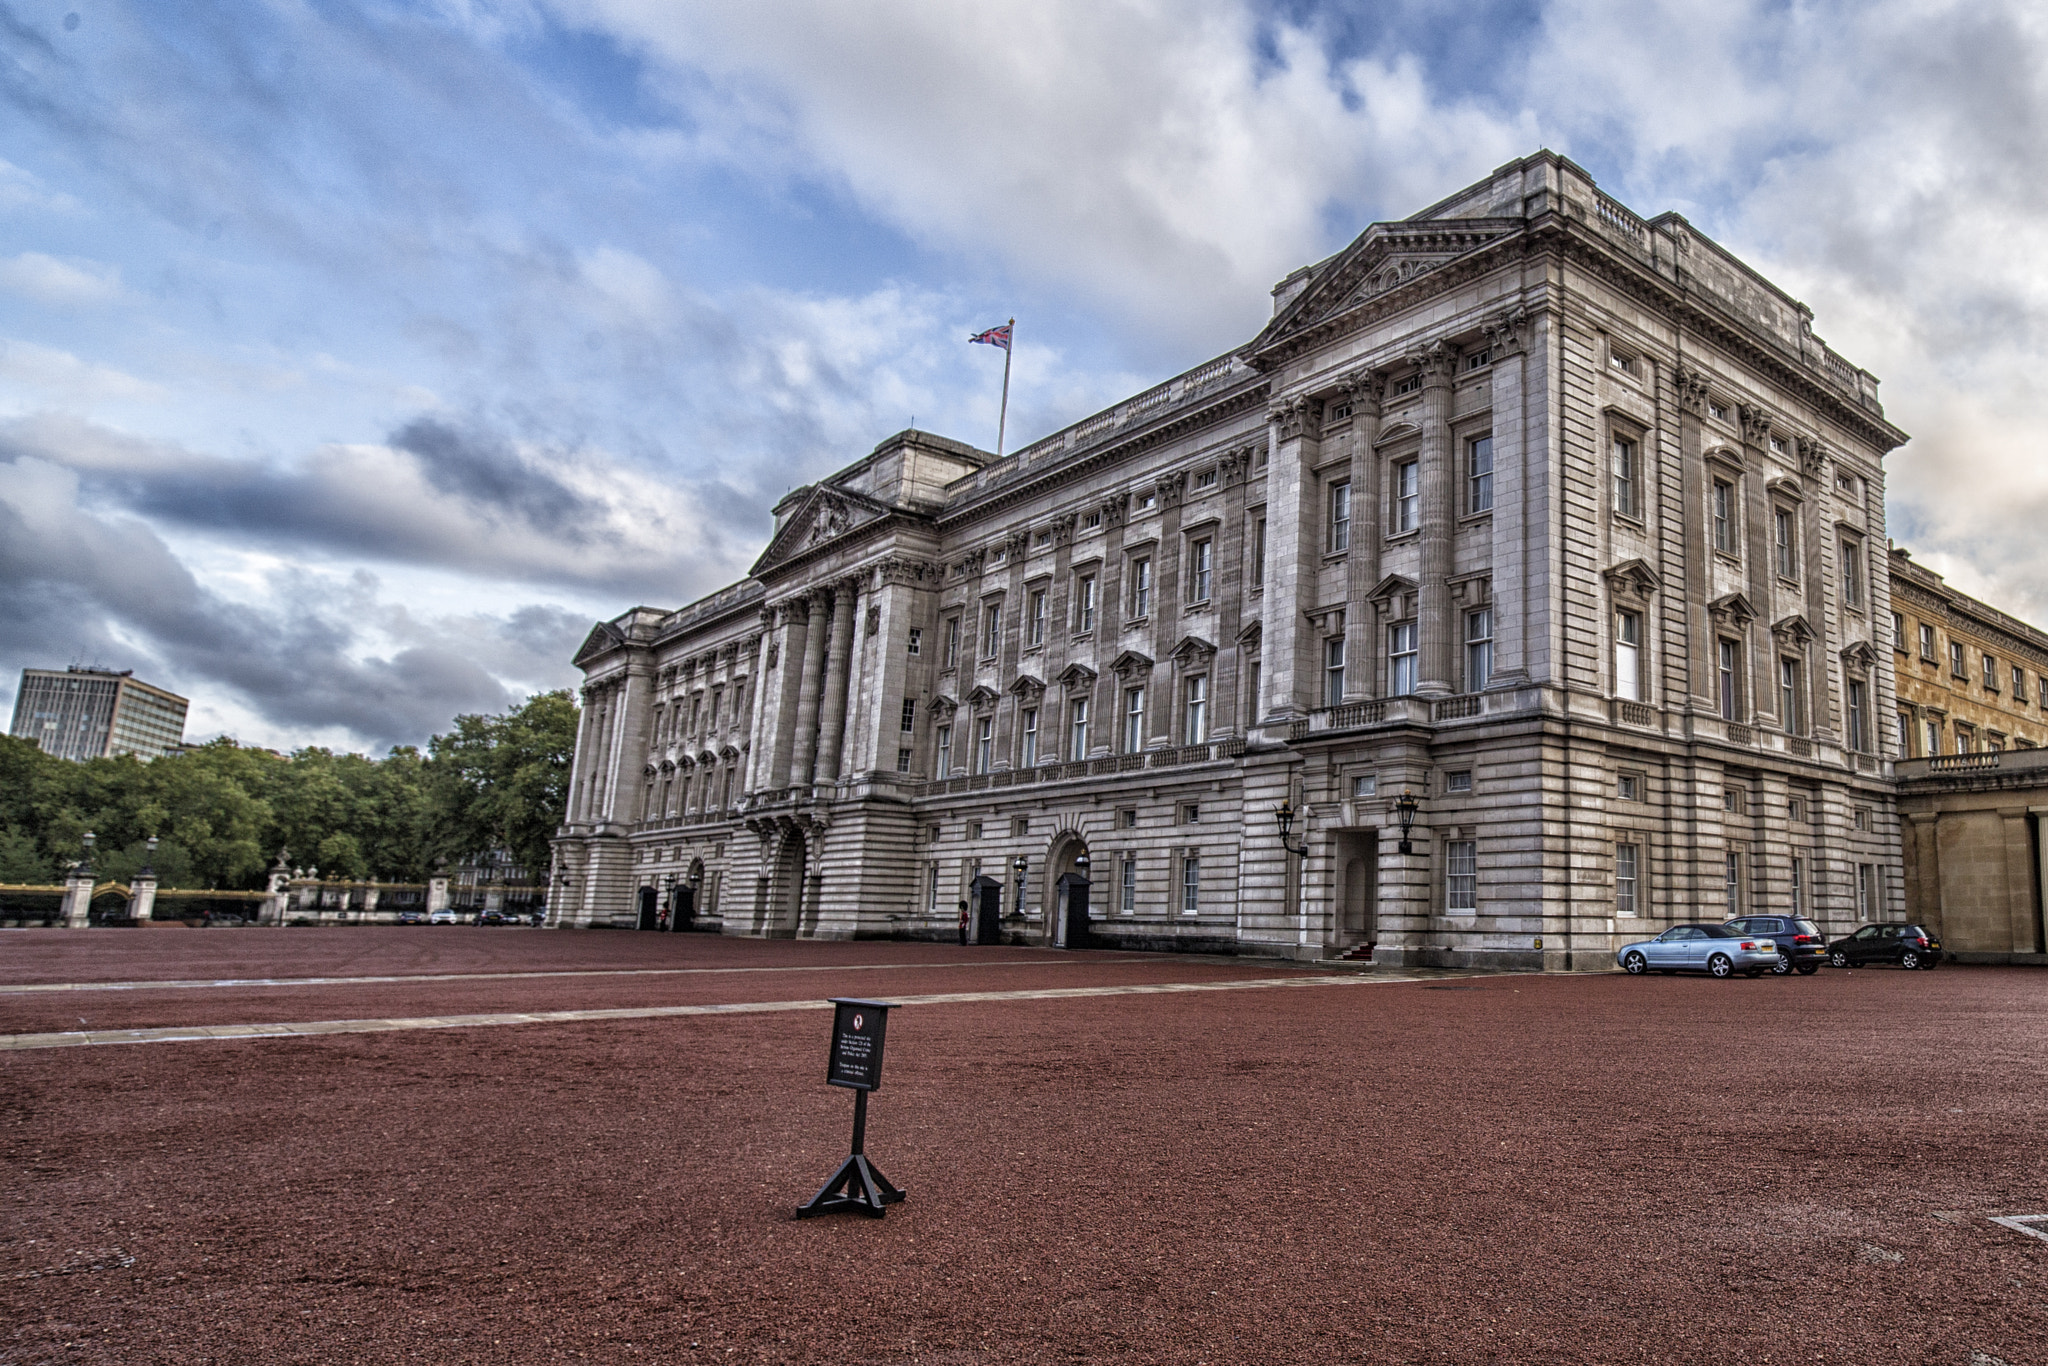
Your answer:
1028;589;1047;646
1324;636;1346;708
1895;711;1911;754
1389;622;1418;697
935;724;952;777
982;603;1001;659
901;699;916;732
944;616;961;668
1724;851;1742;917
1774;508;1797;578
1446;841;1477;912
1466;609;1492;693
1616;843;1639;917
1123;686;1146;752
1951;641;1967;678
1252;516;1267;588
1790;856;1804;918
1194;468;1217;490
2018;666;2031;703
1846;679;1869;753
1068;698;1090;761
1956;725;1973;753
1891;612;1904;652
709;689;721;726
1717;639;1741;721
907;627;922;656
1180;802;1201;825
1468;435;1494;513
1613;437;1639;519
1445;771;1473;793
1184;675;1208;745
1021;708;1039;767
1919;624;1936;661
1709;400;1728;421
974;716;993;774
1181;856;1201;913
927;861;941;912
1120;856;1137;913
1075;574;1097;633
1842;541;1863;607
1615;611;1642;702
1712;480;1735;553
896;747;912;773
1926;718;1942;757
1394;460;1419;532
1353;774;1378;797
1984;653;1998;689
1130;557;1152;618
1188;538;1213;602
1857;863;1878;920
1617;773;1640;801
1246;659;1262;725
1780;657;1801;734
1329;480;1352;552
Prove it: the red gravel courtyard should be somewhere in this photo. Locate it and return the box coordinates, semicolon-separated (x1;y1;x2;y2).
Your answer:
3;928;2045;1364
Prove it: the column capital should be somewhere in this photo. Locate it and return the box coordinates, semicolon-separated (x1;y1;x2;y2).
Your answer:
1405;339;1456;389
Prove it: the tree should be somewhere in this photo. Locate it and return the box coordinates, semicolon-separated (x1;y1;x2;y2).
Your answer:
427;691;578;874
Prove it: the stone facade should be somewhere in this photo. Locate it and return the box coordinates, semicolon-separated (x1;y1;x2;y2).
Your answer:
1888;547;2048;755
1894;749;2048;963
555;151;1912;968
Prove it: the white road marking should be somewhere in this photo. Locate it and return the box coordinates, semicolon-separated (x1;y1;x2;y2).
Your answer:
0;973;1419;1051
1988;1214;2048;1244
0;956;1150;997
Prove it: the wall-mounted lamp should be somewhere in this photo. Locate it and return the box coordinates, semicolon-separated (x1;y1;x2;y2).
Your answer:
1275;801;1309;858
1393;789;1421;854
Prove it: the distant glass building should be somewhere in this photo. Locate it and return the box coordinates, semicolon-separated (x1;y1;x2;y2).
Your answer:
8;667;189;761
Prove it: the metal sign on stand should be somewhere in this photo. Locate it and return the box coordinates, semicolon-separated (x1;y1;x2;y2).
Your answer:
796;998;907;1219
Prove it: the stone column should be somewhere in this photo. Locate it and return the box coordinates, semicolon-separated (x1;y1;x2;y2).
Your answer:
1412;340;1456;696
1482;309;1532;689
815;579;858;785
1258;397;1321;725
427;875;450;916
130;874;158;923
788;590;831;786
1343;373;1384;699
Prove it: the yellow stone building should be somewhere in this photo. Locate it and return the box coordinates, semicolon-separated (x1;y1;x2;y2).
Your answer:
1887;546;2048;756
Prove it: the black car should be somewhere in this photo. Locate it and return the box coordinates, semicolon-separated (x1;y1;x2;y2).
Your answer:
479;909;509;926
1723;915;1827;975
396;909;427;925
1826;923;1944;970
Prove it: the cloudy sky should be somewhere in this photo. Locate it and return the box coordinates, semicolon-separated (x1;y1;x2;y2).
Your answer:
3;0;2046;754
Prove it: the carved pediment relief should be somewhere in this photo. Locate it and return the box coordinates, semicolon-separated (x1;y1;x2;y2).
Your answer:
1709;592;1758;626
930;693;959;721
1009;673;1046;702
1236;619;1263;649
1111;650;1154;681
966;684;1001;711
1168;635;1217;670
1056;663;1097;692
1772;615;1817;646
572;620;627;668
1603;559;1661;601
750;483;892;576
1368;574;1419;617
1841;641;1878;670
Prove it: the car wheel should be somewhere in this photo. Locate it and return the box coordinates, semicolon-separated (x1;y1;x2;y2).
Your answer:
1797;964;1820;975
1829;950;1850;969
1900;949;1922;970
1624;951;1648;975
1708;953;1734;979
1771;954;1794;976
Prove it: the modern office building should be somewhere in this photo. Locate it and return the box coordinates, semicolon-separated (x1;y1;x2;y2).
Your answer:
8;667;189;762
555;150;1911;968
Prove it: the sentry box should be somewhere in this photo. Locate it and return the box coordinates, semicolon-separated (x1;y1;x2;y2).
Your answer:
796;999;906;1219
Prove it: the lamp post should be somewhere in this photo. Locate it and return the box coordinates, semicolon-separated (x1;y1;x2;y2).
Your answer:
142;834;158;878
79;830;96;877
1393;789;1420;855
1012;855;1027;918
1274;801;1310;858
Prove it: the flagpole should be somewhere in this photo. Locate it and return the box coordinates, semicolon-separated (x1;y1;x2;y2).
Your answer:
996;317;1014;457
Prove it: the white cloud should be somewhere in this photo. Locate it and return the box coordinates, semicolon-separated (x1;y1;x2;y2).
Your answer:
0;160;82;216
0;339;166;406
0;251;123;304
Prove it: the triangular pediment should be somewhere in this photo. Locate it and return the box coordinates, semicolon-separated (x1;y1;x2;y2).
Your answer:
1057;663;1097;691
1709;592;1758;625
1368;574;1419;604
1603;559;1661;599
966;684;1001;709
1168;635;1216;669
1245;220;1520;365
1111;650;1154;680
1841;641;1878;669
1009;673;1046;699
1772;614;1817;645
573;620;626;668
750;484;894;576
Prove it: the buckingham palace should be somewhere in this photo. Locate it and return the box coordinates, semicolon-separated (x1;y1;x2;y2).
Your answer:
551;150;1909;970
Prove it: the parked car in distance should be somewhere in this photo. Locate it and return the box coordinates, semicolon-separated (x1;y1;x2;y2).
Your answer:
1724;915;1826;974
396;909;427;925
1617;924;1783;978
428;908;457;925
527;911;546;927
1827;924;1944;970
479;909;520;926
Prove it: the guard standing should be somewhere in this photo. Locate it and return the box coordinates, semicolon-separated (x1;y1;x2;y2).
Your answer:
956;900;969;946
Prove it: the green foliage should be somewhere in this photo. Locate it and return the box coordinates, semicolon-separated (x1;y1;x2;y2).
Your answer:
0;694;577;889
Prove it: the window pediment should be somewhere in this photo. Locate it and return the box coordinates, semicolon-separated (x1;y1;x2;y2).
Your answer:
1772;615;1817;646
1056;663;1097;693
1168;635;1217;670
1111;650;1154;681
1603;559;1661;601
1709;592;1758;626
1009;673;1046;701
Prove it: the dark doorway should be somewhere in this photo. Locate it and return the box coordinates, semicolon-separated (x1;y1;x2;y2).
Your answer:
1335;830;1379;952
969;874;1003;944
673;883;695;931
1057;872;1091;950
637;885;658;931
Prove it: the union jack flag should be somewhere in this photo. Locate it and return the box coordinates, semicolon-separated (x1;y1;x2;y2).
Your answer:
968;322;1012;351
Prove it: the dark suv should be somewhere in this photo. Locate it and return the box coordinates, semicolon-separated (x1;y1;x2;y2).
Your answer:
1826;924;1944;970
1722;916;1827;975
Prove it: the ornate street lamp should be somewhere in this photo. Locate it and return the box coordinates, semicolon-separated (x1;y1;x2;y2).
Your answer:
1012;855;1028;916
1393;789;1421;854
142;834;159;878
1274;801;1309;858
79;830;96;877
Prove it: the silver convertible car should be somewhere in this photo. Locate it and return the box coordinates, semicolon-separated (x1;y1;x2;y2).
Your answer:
1617;924;1784;978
